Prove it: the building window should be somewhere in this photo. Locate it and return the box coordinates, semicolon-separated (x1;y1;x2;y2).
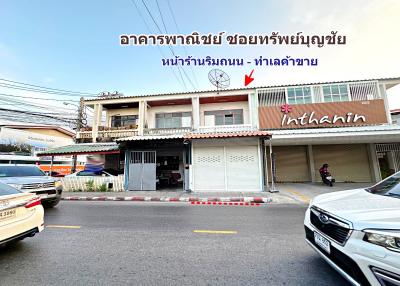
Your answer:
111;115;138;128
287;87;312;104
204;109;243;125
155;112;192;128
322;84;349;102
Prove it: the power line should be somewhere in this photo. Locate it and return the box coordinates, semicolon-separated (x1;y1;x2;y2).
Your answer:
129;0;187;90
0;82;97;97
139;0;197;90
166;0;199;88
0;78;97;96
0;92;78;102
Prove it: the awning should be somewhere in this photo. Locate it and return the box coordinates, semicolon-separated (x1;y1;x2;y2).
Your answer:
116;134;184;142
269;125;400;145
185;131;271;139
36;143;120;156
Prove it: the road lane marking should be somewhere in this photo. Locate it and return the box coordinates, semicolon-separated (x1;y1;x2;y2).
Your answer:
285;189;311;204
46;225;81;229
193;230;237;234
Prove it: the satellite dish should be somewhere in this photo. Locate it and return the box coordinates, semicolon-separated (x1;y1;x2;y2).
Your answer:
208;69;230;92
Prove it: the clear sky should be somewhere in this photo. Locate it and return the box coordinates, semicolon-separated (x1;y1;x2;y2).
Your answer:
0;0;399;114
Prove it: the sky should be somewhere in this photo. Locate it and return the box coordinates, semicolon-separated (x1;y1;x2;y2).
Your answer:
0;0;399;119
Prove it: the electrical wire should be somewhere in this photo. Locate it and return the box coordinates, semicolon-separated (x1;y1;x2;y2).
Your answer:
129;0;187;90
0;78;97;96
166;0;199;88
0;92;78;102
140;0;197;90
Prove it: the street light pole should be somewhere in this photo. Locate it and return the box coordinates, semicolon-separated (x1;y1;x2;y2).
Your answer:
64;97;84;173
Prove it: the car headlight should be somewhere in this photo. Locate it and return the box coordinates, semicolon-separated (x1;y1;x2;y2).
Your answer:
363;229;400;252
8;184;22;190
54;181;62;188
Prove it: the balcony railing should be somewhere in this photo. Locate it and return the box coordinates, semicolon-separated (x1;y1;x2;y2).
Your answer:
144;127;192;136
77;129;138;139
197;124;255;133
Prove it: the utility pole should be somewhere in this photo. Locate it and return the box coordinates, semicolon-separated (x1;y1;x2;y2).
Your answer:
71;97;84;173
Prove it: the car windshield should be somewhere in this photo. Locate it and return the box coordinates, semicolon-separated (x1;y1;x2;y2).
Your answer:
0;166;46;177
366;171;400;198
0;182;21;196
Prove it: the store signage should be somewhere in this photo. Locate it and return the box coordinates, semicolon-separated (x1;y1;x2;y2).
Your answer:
280;104;366;126
258;99;388;129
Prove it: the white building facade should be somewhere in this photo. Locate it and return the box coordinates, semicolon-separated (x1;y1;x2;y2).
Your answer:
79;77;400;192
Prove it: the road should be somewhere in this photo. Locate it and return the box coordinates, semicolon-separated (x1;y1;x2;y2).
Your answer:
0;202;349;286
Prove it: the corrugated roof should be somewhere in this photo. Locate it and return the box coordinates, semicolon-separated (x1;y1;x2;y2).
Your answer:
116;134;185;142
84;77;400;102
185;131;271;139
270;124;400;136
37;143;119;156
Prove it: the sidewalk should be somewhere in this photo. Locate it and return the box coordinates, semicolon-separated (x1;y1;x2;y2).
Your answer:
61;182;372;205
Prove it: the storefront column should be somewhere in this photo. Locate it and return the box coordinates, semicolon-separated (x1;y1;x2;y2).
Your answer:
307;145;316;182
138;100;146;136
192;97;200;131
367;143;381;182
92;104;103;142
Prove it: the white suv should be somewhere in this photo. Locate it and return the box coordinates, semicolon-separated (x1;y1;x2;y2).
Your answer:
304;173;400;286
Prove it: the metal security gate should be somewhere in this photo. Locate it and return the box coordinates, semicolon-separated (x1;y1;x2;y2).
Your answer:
375;144;400;179
128;151;156;190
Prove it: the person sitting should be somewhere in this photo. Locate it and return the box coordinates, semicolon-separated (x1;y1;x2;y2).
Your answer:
319;163;333;187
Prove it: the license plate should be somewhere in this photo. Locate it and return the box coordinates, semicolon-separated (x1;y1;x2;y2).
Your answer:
39;194;48;199
314;232;331;254
0;208;16;221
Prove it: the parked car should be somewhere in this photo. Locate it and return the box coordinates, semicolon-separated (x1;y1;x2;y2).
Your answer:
65;170;114;178
304;172;400;286
0;182;44;245
0;165;62;208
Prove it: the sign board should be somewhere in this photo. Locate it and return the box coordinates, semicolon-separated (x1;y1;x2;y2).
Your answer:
258;99;388;129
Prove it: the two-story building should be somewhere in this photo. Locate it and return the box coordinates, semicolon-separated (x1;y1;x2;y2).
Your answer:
76;77;400;192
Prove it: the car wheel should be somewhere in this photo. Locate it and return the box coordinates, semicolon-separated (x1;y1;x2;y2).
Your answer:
42;197;61;208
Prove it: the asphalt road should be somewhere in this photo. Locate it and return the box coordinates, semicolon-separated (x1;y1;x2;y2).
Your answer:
0;202;349;286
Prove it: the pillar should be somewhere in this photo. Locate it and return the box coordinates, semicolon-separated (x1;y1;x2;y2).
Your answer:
92;104;103;142
307;145;316;182
192;97;200;131
367;143;381;182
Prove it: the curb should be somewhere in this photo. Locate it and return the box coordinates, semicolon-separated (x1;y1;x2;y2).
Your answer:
62;196;272;204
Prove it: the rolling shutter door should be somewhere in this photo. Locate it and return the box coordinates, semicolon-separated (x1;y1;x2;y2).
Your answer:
193;147;225;191
273;146;309;182
313;144;372;182
226;146;260;191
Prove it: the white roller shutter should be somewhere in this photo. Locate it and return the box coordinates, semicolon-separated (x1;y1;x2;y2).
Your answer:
193;147;225;191
226;146;260;191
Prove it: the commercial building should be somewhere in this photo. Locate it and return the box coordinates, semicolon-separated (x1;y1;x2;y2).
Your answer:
43;77;400;192
0;124;74;155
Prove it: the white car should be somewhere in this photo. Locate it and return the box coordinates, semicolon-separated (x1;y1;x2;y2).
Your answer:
304;173;400;286
0;182;44;245
65;170;114;178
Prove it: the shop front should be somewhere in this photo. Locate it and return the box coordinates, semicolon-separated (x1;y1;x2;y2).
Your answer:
260;99;400;183
117;135;190;191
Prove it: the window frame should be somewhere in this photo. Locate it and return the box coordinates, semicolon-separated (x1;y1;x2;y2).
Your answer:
322;84;350;103
287;86;312;105
155;112;192;129
110;115;138;128
204;109;244;126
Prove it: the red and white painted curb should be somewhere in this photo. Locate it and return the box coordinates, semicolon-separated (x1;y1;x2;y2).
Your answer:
62;196;271;204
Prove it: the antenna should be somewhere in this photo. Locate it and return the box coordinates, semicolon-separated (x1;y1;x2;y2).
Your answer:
208;69;230;93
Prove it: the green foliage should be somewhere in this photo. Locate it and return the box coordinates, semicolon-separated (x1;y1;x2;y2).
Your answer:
97;183;108;192
85;179;95;192
0;142;32;154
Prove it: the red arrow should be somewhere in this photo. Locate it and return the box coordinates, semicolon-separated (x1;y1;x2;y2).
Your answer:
244;69;255;86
